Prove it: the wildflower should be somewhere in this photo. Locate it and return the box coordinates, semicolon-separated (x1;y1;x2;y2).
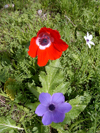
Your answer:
12;4;14;8
35;93;72;125
4;4;14;8
4;4;9;8
28;27;68;66
38;10;42;16
84;32;95;48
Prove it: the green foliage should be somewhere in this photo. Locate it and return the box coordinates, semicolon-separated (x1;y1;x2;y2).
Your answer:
32;125;49;133
4;78;19;100
51;92;91;132
0;117;23;133
37;59;69;95
64;92;91;124
0;0;100;132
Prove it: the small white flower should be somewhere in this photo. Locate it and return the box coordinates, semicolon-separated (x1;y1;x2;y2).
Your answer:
12;4;14;8
84;32;95;48
37;10;42;16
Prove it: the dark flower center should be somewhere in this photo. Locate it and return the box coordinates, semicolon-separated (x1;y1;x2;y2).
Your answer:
39;34;50;46
49;104;55;111
86;39;89;42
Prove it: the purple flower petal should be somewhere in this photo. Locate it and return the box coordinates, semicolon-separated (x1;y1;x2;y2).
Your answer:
39;93;51;105
35;104;48;116
57;102;72;113
42;111;53;125
35;92;72;125
52;93;65;104
52;110;65;123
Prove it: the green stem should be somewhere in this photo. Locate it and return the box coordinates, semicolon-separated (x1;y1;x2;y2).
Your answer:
22;122;28;133
49;125;52;133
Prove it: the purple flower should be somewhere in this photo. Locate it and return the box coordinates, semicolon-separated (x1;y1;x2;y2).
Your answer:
35;93;72;125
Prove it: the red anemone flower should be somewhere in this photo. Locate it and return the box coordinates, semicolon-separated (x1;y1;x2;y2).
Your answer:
28;27;68;67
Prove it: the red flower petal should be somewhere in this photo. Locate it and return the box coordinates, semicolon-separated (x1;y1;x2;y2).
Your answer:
37;49;49;67
47;44;62;60
37;27;61;39
28;37;38;58
28;27;69;67
37;27;68;52
47;28;61;40
53;39;68;52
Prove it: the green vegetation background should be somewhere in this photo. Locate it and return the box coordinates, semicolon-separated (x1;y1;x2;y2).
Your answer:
0;0;100;133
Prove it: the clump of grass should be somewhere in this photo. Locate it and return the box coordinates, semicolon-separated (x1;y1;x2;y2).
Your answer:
0;0;100;132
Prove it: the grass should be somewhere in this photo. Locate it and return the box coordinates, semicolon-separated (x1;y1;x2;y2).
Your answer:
0;0;100;133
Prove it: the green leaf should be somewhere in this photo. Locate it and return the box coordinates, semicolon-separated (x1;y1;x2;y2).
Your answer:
16;105;29;113
53;82;69;94
32;124;49;133
0;70;8;83
63;92;91;125
9;130;15;133
28;83;39;98
25;102;40;111
51;92;91;131
37;59;68;95
0;117;24;133
4;78;17;100
51;123;69;133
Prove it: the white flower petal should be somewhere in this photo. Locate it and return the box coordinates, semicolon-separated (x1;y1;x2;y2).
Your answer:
86;39;90;44
84;32;95;48
36;37;51;50
88;35;93;40
84;36;87;40
89;41;95;45
87;43;91;48
87;32;89;37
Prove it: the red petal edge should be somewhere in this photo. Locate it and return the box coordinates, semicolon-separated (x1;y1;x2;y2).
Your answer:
37;27;61;39
28;37;38;58
53;39;69;52
47;44;62;60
